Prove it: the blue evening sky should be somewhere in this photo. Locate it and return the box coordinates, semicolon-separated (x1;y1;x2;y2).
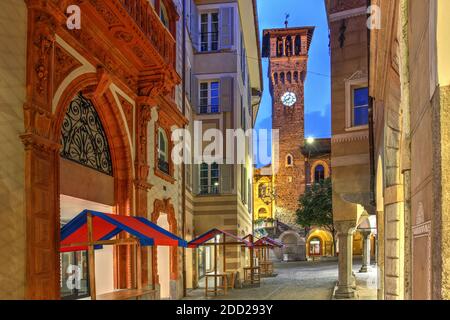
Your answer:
254;0;331;167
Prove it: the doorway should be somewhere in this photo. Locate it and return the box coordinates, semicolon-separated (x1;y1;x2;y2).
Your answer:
157;213;170;299
309;237;321;256
60;195;114;299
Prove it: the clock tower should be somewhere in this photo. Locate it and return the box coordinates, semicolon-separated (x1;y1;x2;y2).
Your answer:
262;26;314;226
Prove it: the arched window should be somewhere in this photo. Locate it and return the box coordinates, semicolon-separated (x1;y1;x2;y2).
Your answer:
285;35;292;56
295;35;302;55
273;73;278;85
286;154;293;167
287;71;292;84
277;37;283;56
258;207;268;218
293;71;299;83
160;1;170;29
158;128;169;174
60;92;113;176
314;165;325;182
280;72;285;84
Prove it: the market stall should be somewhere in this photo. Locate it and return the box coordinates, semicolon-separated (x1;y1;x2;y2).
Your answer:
253;237;284;277
60;209;187;300
188;229;252;296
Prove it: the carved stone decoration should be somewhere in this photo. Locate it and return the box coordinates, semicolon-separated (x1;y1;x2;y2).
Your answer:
60;92;113;176
54;44;82;92
31;10;57;105
70;28;138;92
89;0;121;25
118;95;134;133
114;30;134;43
151;199;179;285
138;70;172;97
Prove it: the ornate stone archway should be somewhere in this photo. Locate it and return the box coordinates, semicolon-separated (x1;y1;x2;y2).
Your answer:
23;69;134;298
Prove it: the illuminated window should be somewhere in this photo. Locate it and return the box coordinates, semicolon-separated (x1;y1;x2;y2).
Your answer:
352;87;369;127
199;81;220;113
199;163;220;195
314;165;325;183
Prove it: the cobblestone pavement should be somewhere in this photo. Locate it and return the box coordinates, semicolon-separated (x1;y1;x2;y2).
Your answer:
185;259;377;300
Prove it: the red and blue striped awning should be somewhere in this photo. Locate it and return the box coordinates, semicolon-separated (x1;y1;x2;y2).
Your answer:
188;228;253;248
61;210;187;252
254;237;284;248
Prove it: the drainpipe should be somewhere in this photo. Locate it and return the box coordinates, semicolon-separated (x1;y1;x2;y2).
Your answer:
181;0;187;298
251;92;263;237
367;0;376;208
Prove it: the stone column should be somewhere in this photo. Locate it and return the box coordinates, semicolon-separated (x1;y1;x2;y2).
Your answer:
359;231;372;273
335;221;356;299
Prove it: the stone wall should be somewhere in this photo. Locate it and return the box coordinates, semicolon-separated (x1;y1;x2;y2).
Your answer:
0;0;27;299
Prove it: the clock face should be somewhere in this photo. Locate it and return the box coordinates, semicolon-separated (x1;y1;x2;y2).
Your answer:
281;92;297;107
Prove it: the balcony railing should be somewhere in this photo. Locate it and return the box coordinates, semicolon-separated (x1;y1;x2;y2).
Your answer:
117;0;176;65
198;104;220;114
199;185;220;195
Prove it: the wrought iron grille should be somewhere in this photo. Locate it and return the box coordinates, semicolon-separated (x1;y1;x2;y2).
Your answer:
60;92;113;176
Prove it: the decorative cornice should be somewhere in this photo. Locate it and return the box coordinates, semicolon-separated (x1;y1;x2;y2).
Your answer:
329;6;367;22
332;130;369;143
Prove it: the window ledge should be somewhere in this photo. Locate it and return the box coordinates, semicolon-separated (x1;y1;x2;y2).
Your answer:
154;168;176;184
196;48;235;55
345;125;369;132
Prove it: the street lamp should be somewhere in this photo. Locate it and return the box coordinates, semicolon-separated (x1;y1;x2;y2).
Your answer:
306;137;315;188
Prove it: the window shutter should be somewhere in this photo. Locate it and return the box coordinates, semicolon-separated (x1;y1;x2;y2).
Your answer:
219;7;234;49
220;77;234;112
190;0;199;51
191;75;198;112
186;64;191;101
193;164;199;194
220;164;232;194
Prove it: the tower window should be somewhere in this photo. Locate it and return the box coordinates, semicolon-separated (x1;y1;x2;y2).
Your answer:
286;154;293;167
285;35;292;56
287;71;292;84
280;72;285;84
273;73;278;84
277;37;283;56
295;35;302;55
294;71;299;83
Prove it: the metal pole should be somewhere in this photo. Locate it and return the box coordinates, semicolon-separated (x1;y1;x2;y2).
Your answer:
87;213;96;300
